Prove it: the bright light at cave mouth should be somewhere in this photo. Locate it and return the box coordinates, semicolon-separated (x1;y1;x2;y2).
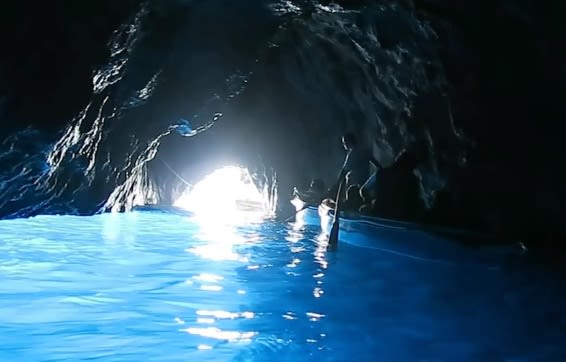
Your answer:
174;166;268;222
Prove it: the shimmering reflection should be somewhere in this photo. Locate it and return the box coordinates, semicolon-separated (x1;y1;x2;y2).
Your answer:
313;232;329;269
188;243;246;261
183;327;258;342
187;220;247;262
285;217;308;280
290;245;306;253
193;273;223;282
196;310;255;320
286;258;301;268
196;317;215;324
282;312;298;320
284;218;330;309
200;285;222;291
306;312;325;321
286;229;304;243
101;212;122;242
1;211;557;361
312;287;324;298
174;317;185;324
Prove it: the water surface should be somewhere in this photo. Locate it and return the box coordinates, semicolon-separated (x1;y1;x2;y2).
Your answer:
0;211;563;361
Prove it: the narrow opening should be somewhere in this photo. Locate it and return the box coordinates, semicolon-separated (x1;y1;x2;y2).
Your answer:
174;166;267;220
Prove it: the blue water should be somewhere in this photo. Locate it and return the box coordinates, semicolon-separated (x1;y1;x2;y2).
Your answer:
0;211;564;361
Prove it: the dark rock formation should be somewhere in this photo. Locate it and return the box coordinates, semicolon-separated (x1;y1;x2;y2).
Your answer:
411;0;566;243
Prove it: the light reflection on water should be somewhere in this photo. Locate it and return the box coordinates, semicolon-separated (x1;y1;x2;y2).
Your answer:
0;211;563;361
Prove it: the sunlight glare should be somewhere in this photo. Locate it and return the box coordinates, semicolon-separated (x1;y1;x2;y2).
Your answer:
174;166;266;222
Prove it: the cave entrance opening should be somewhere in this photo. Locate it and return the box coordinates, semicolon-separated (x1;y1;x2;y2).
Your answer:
173;166;268;221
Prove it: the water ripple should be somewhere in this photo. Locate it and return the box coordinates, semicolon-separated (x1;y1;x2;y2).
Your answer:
0;212;563;361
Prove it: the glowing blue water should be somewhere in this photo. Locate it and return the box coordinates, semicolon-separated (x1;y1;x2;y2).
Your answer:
0;211;563;361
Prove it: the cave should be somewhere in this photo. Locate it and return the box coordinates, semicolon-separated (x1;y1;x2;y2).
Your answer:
1;0;564;250
2;1;566;359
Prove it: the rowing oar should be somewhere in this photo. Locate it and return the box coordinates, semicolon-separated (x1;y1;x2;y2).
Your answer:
280;203;311;223
327;175;346;251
